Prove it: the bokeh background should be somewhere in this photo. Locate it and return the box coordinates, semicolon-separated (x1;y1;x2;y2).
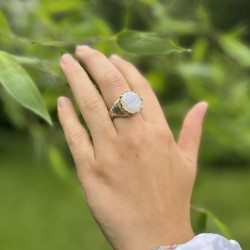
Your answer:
0;0;250;249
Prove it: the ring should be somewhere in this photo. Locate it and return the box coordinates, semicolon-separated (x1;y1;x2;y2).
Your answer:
109;91;143;119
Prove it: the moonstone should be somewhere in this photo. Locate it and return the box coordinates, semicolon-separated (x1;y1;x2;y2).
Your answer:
121;92;143;114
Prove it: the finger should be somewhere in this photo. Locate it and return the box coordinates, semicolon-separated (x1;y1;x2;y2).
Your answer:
57;97;94;170
177;102;208;165
75;46;131;109
109;55;167;124
60;54;116;141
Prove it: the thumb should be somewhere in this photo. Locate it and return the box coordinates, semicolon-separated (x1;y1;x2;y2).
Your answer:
177;102;208;165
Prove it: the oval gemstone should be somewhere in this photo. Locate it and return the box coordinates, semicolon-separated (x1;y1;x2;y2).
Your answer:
121;91;143;114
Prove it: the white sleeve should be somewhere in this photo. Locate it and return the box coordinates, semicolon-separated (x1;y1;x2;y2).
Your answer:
177;233;242;250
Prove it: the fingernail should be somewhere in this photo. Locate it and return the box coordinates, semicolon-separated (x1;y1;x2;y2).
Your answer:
110;54;121;60
61;54;75;65
76;45;90;52
58;97;68;108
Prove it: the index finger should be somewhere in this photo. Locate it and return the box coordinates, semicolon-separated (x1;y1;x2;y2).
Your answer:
60;54;116;142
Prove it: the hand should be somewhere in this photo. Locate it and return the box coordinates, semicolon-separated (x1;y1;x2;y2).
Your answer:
58;46;208;250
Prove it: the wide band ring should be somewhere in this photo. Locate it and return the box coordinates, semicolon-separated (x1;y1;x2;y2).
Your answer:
109;91;143;120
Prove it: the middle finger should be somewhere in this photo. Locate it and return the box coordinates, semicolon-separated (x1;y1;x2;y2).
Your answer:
75;46;131;110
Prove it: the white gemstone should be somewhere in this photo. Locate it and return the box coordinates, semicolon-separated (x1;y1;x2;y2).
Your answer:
121;92;143;114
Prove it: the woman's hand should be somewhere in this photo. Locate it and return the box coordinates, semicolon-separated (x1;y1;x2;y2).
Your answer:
58;46;208;250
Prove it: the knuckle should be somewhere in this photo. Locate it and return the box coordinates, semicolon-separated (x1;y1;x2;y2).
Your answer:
134;133;148;146
156;127;169;139
66;129;84;147
127;132;149;150
82;95;102;112
104;71;125;88
81;50;102;62
156;126;174;146
125;133;152;164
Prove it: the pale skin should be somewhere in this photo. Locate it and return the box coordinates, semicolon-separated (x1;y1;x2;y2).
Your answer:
58;46;208;250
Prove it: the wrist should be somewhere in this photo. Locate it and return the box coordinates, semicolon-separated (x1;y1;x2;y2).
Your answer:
114;217;194;250
135;223;194;250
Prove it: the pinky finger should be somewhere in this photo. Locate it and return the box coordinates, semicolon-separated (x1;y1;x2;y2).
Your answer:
57;96;94;169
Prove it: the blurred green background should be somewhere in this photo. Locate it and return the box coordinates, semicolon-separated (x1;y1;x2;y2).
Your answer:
0;0;250;249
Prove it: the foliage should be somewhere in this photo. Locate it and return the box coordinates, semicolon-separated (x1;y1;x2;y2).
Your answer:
0;0;250;165
1;0;250;246
191;205;232;238
0;51;52;125
117;30;191;55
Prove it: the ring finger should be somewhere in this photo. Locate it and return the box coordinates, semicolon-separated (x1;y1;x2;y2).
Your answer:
109;55;167;125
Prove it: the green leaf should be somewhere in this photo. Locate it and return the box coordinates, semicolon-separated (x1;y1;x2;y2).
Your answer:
12;55;55;66
117;30;191;55
17;37;105;49
48;146;72;182
2;90;27;128
196;212;208;232
219;34;250;67
0;51;52;125
192;205;233;238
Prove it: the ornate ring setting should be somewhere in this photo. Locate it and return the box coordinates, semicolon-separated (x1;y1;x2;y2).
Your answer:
109;91;143;120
